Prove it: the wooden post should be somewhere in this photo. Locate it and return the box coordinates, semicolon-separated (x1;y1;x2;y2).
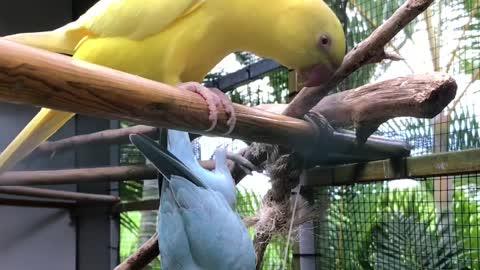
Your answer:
294;173;324;270
433;112;452;225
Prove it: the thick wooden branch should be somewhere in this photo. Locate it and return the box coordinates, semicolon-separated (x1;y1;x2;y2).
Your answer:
0;186;120;204
256;72;456;143
0;39;315;148
312;72;456;143
0;160;228;186
283;0;435;118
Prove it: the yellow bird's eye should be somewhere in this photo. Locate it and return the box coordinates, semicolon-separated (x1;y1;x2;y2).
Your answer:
318;34;331;49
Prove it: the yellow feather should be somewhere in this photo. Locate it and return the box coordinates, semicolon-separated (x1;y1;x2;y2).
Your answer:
0;109;74;172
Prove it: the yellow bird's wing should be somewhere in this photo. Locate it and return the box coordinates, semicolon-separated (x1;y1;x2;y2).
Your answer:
0;0;204;173
77;0;205;39
4;0;204;54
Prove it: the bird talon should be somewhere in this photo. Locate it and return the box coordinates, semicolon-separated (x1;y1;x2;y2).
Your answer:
178;82;237;135
226;151;258;173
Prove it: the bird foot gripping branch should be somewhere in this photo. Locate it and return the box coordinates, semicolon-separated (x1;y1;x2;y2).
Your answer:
177;82;237;135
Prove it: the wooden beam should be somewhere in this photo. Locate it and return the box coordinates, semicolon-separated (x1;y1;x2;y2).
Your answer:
304;148;480;186
0;39;314;148
0;186;120;204
0;198;76;208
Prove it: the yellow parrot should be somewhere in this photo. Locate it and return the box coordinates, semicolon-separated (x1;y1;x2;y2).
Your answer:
0;0;346;172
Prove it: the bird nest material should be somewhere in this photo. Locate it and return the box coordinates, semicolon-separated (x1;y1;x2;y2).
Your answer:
244;143;317;263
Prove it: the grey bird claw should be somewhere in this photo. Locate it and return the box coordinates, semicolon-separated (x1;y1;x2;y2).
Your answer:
226;152;258;175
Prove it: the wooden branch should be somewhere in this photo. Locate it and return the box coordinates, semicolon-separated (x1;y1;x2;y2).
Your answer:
0;186;120;204
283;0;435;118
255;72;456;144
33;125;158;157
0;198;76;208
0;39;315;148
114;233;160;270
0;161;227;186
0;165;156;186
311;72;456;143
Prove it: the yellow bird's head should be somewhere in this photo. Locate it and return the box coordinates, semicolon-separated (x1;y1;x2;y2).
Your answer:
268;0;346;87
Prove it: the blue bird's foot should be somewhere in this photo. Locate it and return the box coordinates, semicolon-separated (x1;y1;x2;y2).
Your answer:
226;150;259;176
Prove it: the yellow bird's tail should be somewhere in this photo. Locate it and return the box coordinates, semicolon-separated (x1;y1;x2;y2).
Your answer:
0;109;75;173
3;22;86;55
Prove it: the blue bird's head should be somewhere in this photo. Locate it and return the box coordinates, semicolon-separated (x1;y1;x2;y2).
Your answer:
129;132;237;208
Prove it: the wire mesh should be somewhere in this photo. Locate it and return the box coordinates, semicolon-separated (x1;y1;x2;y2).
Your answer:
309;0;480;269
118;0;480;269
313;175;479;269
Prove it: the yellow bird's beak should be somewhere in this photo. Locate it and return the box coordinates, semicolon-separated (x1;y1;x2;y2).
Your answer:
298;61;338;87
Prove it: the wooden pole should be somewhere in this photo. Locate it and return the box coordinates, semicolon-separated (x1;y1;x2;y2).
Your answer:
0;165;156;186
33;125;158;157
0;161;228;186
0;39;314;148
0;198;76;208
0;186;120;203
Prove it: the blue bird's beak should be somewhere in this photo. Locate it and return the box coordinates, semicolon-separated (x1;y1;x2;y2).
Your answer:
129;134;205;188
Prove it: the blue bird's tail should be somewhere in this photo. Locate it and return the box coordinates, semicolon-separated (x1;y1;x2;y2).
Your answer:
129;133;205;188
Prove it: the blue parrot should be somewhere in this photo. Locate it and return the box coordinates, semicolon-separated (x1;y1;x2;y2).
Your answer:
130;130;256;270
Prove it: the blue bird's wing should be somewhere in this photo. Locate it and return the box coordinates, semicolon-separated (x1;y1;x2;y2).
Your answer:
166;175;256;270
158;184;200;270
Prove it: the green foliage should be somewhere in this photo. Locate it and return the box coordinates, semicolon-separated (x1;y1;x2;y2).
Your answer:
449;106;480;151
454;185;480;267
315;182;476;269
120;212;141;261
367;213;465;269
